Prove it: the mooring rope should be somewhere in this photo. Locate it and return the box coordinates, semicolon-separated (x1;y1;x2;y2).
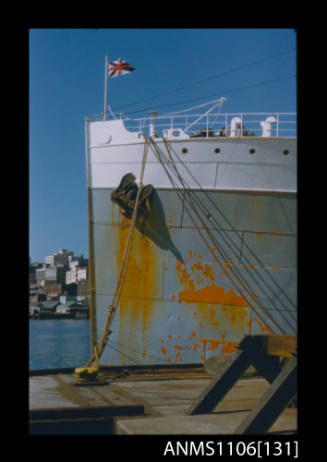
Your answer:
86;137;150;368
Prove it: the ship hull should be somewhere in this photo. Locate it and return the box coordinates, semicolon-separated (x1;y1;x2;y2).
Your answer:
85;120;297;366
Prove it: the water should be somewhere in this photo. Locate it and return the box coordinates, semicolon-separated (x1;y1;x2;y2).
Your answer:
29;319;91;371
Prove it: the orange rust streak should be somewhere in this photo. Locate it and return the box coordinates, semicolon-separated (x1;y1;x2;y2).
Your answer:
197;338;239;354
191;261;204;271
116;214;160;358
203;264;216;281
176;260;249;307
178;284;249;307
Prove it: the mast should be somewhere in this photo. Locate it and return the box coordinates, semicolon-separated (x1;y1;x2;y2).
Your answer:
104;53;108;120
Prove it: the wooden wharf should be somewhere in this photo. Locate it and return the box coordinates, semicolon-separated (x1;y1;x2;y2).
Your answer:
29;335;297;435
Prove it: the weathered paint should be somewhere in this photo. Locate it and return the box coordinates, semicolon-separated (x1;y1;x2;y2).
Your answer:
115;209;161;362
178;284;249;307
175;259;249;307
88;187;296;366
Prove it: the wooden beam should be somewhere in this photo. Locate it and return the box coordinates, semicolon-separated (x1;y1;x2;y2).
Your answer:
187;348;252;415
234;356;297;434
265;335;297;357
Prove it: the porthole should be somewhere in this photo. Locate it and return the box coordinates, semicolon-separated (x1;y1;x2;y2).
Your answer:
181;148;188;154
283;149;290;156
214;148;220;154
249;148;256;155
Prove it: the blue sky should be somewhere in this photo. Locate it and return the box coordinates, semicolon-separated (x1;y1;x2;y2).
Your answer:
29;28;296;263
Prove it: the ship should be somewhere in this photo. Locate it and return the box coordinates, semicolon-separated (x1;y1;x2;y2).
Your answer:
84;97;297;368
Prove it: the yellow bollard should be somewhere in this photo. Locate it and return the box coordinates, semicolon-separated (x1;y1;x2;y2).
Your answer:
74;367;99;381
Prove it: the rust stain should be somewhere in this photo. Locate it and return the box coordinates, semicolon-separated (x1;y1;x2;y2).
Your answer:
175;258;251;341
191;261;204;271
178;284;249;306
116;212;160;359
189;332;197;340
203;264;216;281
197;337;239;358
176;260;249;307
174;345;184;351
161;347;167;355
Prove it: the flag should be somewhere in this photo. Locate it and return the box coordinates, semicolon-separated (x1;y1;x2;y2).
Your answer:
108;58;135;78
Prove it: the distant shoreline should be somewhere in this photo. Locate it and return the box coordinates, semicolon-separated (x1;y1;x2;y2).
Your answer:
29;312;89;320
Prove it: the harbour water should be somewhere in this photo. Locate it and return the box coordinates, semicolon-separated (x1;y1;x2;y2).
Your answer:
29;319;91;371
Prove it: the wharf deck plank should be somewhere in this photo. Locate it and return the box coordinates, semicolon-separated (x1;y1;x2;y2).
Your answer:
29;373;145;411
115;409;297;435
29;372;297;435
113;376;297;434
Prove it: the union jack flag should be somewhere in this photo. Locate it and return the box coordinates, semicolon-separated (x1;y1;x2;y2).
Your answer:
108;58;135;78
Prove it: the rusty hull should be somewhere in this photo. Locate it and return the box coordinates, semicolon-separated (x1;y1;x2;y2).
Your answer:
87;186;296;366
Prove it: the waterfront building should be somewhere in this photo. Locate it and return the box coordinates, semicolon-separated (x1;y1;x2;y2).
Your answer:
36;264;66;285
41;281;63;298
65;265;89;285
45;248;73;266
29;262;42;285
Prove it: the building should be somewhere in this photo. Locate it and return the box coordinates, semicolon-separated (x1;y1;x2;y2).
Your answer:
66;265;89;285
36;265;66;286
41;281;63;298
29;262;42;285
29;289;46;304
56;301;89;318
77;280;89;297
36;301;60;312
45;249;73;266
30;251;89;302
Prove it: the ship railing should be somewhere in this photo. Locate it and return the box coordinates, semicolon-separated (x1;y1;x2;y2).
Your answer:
87;111;297;138
126;112;297;138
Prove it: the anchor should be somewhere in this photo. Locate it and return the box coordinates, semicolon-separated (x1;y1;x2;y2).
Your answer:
111;173;154;218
